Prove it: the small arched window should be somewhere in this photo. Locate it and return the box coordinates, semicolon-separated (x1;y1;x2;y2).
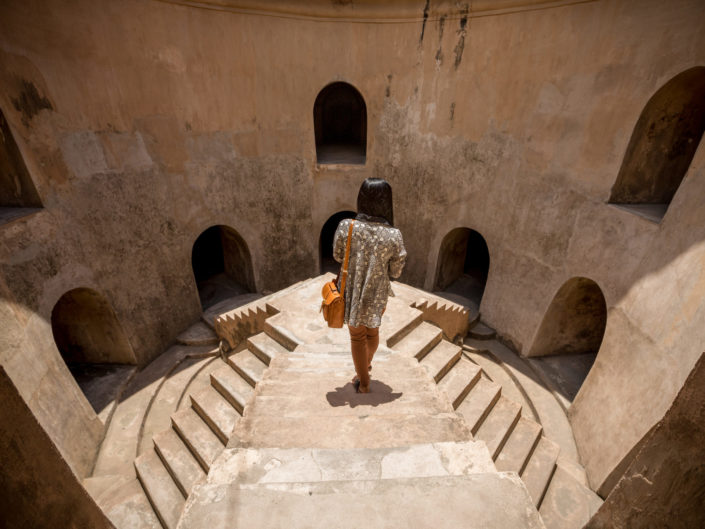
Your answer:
609;67;705;222
313;82;367;164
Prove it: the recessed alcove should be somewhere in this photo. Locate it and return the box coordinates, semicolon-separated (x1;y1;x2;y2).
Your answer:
528;277;607;403
319;210;356;274
608;67;705;222
191;225;255;309
434;228;490;311
0;107;43;226
51;287;136;413
314;82;367;165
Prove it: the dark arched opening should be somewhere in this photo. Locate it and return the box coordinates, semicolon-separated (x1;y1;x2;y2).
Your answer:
319;211;356;274
192;225;255;309
435;227;490;310
609;67;705;222
1;107;42;223
528;277;607;403
314;82;367;164
51;287;136;413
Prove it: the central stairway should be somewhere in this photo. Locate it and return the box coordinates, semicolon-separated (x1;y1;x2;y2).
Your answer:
85;274;601;529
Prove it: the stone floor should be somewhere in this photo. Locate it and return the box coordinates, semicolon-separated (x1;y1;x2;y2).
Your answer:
530;352;597;404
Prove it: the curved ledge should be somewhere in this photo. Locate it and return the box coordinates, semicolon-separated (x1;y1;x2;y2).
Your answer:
154;0;597;23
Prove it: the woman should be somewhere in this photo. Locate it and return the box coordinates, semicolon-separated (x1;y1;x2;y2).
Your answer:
333;178;407;393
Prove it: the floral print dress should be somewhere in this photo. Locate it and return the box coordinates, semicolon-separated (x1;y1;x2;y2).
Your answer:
333;217;407;328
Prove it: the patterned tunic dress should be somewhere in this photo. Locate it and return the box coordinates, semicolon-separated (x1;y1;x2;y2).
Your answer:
333;217;407;328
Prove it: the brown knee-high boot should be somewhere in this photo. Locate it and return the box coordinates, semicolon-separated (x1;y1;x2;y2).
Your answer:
349;325;370;392
366;326;379;371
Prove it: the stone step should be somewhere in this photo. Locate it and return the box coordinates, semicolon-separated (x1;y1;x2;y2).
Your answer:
391;321;442;359
176;321;219;346
190;385;241;444
247;331;289;365
100;478;163;529
134;450;185;529
468;321;496;340
179;474;545;529
469;338;585;470
171;408;224;472
474;396;522;459
436;357;482;409
92;344;214;478
83;474;133;509
175;357;223;413
263;315;305;350
210;441;496;486
539;466;603;529
380;303;424;348
202;292;264;329
495;417;543;475
232;412;472;450
455;376;502;434
138;355;213;455
210;364;254;414
521;435;561;508
227;349;268;387
419;340;462;382
153;428;206;498
462;345;537;421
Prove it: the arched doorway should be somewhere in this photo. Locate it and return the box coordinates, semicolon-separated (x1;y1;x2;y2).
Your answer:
192;225;255;309
609;66;705;222
313;82;367;164
319;211;356;274
51;287;136;413
528;277;607;403
435;227;490;309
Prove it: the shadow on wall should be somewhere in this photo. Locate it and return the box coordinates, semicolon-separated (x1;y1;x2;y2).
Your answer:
191;224;255;310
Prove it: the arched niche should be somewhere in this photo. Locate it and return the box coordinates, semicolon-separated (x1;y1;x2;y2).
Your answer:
528;277;607;402
319;210;356;274
609;67;705;221
0;107;42;210
192;225;255;309
313;82;367;164
434;227;490;308
51;287;136;365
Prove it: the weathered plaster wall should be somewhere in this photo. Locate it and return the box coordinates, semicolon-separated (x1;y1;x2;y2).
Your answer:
586;353;705;528
0;366;114;529
0;0;703;491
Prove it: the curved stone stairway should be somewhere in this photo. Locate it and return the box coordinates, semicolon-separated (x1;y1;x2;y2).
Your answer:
84;275;600;529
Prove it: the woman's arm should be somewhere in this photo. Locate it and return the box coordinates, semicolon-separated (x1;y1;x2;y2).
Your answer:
332;219;350;263
388;229;407;278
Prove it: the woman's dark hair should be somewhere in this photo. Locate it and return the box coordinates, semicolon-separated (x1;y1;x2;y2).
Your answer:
357;178;394;226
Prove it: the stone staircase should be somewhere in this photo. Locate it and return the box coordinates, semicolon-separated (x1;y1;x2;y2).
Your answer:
84;275;601;529
390;314;602;529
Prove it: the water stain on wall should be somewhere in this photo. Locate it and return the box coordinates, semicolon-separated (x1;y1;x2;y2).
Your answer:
11;79;53;125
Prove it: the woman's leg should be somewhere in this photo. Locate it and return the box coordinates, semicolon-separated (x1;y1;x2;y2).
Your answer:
349;324;371;392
